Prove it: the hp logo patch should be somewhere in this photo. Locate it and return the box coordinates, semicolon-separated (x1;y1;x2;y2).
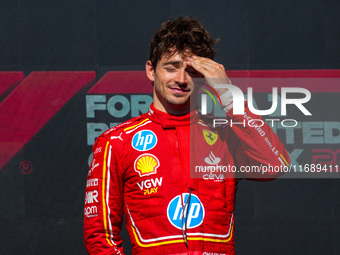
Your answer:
132;130;157;151
167;193;205;230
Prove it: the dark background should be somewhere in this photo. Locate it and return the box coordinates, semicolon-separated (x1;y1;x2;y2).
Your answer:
1;0;340;72
1;0;340;254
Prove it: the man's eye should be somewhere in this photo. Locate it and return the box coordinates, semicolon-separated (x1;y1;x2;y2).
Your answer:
187;70;198;75
166;68;176;72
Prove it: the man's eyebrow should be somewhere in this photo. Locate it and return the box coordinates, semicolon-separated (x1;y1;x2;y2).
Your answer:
162;61;183;66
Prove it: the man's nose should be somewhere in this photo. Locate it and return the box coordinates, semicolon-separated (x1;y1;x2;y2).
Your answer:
176;68;189;85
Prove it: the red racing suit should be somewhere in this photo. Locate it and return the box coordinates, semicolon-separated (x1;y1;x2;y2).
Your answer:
84;103;290;255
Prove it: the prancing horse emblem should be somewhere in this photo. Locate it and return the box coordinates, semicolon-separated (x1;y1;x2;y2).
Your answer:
203;129;218;145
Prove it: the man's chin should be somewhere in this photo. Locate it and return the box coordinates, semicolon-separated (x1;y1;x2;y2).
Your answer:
167;101;193;111
168;98;190;106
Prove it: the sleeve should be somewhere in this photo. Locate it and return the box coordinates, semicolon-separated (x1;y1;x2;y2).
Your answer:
221;93;290;179
84;136;125;254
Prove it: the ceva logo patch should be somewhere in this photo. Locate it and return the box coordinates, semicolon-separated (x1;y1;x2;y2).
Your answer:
167;193;205;230
132;130;157;151
134;153;160;177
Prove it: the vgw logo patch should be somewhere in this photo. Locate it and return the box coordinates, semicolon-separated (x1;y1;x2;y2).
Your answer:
132;130;157;151
167;193;205;230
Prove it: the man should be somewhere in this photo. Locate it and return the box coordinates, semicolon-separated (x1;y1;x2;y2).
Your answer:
84;17;290;254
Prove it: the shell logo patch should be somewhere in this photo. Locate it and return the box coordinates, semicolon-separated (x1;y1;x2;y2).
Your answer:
203;129;218;145
134;153;160;177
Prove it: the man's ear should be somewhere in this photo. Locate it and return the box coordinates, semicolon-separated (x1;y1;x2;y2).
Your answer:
146;60;155;82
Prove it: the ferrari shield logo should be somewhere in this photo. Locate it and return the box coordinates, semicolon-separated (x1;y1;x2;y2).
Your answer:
203;129;218;145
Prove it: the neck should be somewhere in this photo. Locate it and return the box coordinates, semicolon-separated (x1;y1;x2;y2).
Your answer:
153;101;191;116
153;91;198;116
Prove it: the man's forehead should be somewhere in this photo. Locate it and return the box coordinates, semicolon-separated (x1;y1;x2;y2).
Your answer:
159;50;193;65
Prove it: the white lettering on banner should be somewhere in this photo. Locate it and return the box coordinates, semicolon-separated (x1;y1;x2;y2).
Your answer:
84;206;98;218
86;95;153;118
86;94;153;146
275;121;340;145
87;178;98;187
85;190;98;204
107;95;131;118
86;95;106;118
87;123;109;145
130;95;153;117
288;149;304;166
85;92;340;172
304;122;327;144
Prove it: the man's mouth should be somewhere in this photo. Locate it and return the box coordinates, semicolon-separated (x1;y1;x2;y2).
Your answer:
169;87;190;93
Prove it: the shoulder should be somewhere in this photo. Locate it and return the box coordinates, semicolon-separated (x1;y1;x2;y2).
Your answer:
99;113;153;143
198;113;229;129
197;113;231;142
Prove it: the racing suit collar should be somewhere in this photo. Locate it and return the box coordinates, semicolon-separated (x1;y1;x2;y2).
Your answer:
147;103;199;128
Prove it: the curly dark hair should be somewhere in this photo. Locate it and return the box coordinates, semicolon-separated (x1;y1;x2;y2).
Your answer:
149;16;217;68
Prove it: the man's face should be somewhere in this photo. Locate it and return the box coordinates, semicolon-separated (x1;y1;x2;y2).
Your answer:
146;51;202;115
